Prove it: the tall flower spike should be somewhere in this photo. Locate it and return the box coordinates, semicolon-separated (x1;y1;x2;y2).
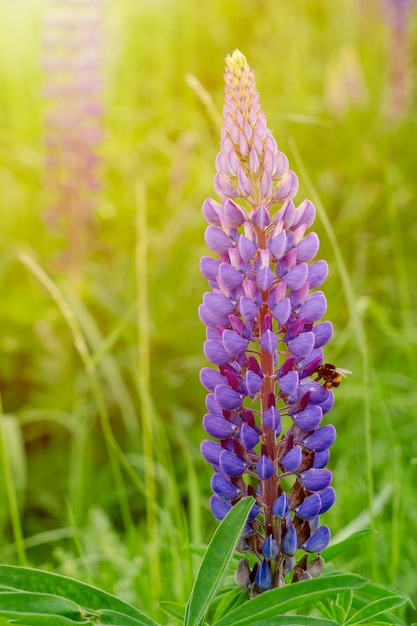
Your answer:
200;50;340;593
43;0;104;275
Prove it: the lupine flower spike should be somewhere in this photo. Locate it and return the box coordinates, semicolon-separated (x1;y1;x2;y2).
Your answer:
200;50;337;593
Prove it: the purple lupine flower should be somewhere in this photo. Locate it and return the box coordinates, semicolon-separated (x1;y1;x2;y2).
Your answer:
200;50;340;592
43;0;103;271
383;0;415;120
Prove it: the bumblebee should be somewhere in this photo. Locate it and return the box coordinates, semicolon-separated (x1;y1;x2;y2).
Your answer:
314;363;352;389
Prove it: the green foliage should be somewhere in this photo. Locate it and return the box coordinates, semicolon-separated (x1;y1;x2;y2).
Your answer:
0;502;411;626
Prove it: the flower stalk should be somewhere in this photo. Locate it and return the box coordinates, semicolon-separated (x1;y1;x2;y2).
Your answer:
199;50;337;592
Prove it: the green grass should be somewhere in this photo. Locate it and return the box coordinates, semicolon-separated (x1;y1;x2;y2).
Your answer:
1;0;417;624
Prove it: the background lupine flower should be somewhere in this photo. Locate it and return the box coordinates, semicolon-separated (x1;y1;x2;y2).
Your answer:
383;0;415;120
199;50;337;592
43;0;103;273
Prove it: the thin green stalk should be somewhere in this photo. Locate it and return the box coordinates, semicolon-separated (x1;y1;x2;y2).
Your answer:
18;252;133;536
290;140;375;577
0;394;27;566
135;183;160;597
65;497;94;584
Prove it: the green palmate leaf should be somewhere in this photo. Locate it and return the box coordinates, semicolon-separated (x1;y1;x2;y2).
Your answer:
225;616;340;626
344;596;410;626
212;573;367;626
184;496;254;626
321;530;375;562
0;614;91;626
158;602;185;623
209;587;248;624
0;566;159;626
0;591;86;617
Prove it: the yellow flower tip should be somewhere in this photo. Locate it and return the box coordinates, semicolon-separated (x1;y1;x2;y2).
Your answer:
225;49;249;78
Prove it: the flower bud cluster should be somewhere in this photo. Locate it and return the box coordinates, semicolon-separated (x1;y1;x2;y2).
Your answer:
199;50;336;592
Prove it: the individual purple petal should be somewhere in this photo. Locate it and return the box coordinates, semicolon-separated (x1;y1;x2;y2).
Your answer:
261;329;278;354
302;525;331;553
269;230;287;260
204;225;233;254
300;468;332;492
285;263;308;290
277;199;296;229
238;234;257;262
214;384;242;410
319;487;336;514
272;493;289;518
282;445;302;472
214;170;239;198
198;304;228;328
248;355;263;376
222;329;248;356
219;449;246;477
218;263;243;290
203;413;235;439
246;370;263;397
237;167;253;196
203;292;236;317
256;559;272;591
200;256;221;281
313;449;330;469
272;298;291;325
304;424;337;452
282;523;298;556
199;367;226;391
298;291;327;323
263;406;282;433
202;198;222;225
204;340;232;365
318;388;334;414
307;260;329;288
293;406;323;431
256;249;274;291
252;205;270;229
210;494;232;520
293;199;316;229
312;321;333;348
278;370;299;397
201;440;222;465
297;379;331;405
262;535;279;559
257;455;274;480
296;232;320;263
240;423;260;450
205;392;222;415
287;332;315;358
239;296;259;323
211;473;241;500
223;198;246;227
248;502;260;521
274;170;299;202
289;282;310;309
295;493;322;520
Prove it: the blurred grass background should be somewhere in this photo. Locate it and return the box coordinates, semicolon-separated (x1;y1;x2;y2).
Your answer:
0;0;417;623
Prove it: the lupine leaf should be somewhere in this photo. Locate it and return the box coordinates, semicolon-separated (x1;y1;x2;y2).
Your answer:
321;530;375;562
209;587;248;624
344;596;410;626
184;496;254;626
158;602;185;623
0;566;159;626
222;616;340;626
212;573;367;626
0;614;91;626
